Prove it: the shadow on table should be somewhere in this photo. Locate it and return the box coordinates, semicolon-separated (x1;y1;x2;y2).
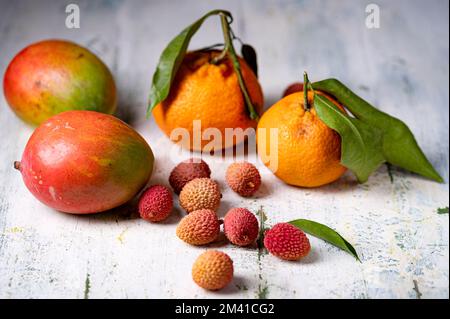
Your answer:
215;275;249;295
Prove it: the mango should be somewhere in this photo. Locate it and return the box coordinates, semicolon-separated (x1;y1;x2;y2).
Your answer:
15;111;154;214
3;39;117;126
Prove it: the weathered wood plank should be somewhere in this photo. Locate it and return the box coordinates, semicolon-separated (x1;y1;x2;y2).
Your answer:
0;0;448;299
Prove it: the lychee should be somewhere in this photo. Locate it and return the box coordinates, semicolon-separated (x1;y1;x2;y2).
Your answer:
226;162;261;197
169;158;211;194
176;209;220;245
179;178;221;213
223;208;259;246
263;223;311;261
282;82;303;97
192;250;233;290
138;185;173;222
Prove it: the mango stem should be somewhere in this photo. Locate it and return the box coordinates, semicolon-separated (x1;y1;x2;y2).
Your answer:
14;161;21;171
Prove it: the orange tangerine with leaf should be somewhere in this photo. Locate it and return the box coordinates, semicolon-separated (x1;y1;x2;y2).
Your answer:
148;10;263;151
152;50;263;151
257;90;347;187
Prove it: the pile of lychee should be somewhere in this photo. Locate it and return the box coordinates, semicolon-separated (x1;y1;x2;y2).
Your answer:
137;158;311;291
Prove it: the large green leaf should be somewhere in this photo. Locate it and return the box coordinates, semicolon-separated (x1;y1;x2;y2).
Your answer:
313;79;443;183
289;219;360;261
147;9;230;116
314;94;385;182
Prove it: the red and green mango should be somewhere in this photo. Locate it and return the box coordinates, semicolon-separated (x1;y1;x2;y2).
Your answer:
16;111;154;214
3;39;117;126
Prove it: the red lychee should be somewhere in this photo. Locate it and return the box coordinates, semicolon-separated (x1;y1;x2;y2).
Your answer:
138;185;173;222
226;162;261;197
223;208;259;246
169;158;211;194
263;223;311;260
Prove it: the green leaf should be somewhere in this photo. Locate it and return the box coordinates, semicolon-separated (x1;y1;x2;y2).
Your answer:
314;94;385;182
289;219;360;261
241;44;258;77
437;207;449;214
147;9;230;116
313;79;443;183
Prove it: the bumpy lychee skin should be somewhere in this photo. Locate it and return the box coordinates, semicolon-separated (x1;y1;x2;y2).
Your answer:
226;162;261;197
138;185;173;222
176;209;220;245
169;158;211;194
223;208;259;246
179;178;221;213
192;250;234;290
263;223;311;261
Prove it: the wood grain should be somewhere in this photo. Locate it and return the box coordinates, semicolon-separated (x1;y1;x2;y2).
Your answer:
0;0;448;299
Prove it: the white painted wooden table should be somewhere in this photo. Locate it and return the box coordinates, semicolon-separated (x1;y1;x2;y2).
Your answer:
0;0;448;299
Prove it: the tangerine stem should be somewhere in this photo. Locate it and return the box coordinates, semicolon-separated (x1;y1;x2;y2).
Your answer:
303;71;310;111
216;13;259;120
210;13;232;64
